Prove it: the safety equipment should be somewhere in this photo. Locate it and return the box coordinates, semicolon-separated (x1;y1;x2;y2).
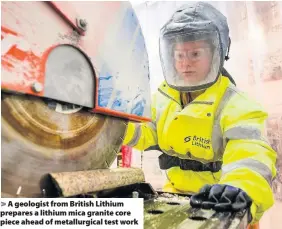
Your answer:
1;1;150;197
190;184;252;221
159;31;221;92
123;74;277;223
159;2;230;92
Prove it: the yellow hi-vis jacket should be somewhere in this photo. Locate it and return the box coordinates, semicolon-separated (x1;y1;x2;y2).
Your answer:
123;74;277;223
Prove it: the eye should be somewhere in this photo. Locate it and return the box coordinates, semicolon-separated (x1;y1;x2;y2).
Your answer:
192;49;204;58
191;51;199;57
174;51;185;60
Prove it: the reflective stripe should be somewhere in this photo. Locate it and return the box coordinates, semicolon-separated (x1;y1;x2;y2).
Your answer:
127;121;156;147
147;121;156;132
224;126;263;140
127;124;142;147
156;111;161;123
212;86;237;160
143;122;158;151
156;89;175;124
222;158;272;185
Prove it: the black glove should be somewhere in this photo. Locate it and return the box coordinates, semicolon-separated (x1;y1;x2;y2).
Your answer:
190;184;252;212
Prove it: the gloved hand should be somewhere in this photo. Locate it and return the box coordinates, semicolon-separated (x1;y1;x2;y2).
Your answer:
190;184;252;212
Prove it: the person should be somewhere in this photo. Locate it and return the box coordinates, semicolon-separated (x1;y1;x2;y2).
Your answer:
123;2;277;227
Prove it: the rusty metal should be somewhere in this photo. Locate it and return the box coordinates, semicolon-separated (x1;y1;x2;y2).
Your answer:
40;167;145;197
1;93;127;197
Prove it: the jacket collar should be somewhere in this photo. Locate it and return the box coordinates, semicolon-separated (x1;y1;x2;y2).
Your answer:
158;74;231;105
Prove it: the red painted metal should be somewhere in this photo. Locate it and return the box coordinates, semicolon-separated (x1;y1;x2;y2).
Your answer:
47;1;85;36
1;26;46;96
1;1;151;122
1;2;115;96
121;145;132;168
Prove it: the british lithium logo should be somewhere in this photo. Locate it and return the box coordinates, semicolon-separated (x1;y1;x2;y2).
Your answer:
184;135;211;149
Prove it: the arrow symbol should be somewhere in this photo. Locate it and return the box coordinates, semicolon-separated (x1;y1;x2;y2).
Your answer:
1;202;6;207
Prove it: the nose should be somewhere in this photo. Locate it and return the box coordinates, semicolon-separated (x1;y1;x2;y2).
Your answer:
180;58;193;68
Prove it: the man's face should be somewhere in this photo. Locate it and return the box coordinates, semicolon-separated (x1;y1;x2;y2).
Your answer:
173;40;213;84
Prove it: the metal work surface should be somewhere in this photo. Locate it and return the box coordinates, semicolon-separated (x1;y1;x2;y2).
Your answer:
144;193;249;229
84;179;249;229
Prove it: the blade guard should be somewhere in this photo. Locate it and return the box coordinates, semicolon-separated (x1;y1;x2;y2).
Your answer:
1;1;151;122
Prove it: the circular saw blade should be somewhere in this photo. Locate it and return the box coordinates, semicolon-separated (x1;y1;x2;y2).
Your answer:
1;93;127;197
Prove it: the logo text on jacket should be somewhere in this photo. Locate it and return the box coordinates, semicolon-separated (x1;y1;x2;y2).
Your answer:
184;136;211;149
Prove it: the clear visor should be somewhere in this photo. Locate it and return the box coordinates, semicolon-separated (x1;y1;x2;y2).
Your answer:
160;31;222;91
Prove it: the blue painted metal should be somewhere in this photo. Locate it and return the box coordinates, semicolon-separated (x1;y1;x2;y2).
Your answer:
94;2;151;120
1;1;151;121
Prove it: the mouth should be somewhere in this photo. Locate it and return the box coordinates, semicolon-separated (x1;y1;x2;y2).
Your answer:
182;71;196;77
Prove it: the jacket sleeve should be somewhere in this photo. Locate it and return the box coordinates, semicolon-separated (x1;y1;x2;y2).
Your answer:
218;94;277;223
122;93;158;151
